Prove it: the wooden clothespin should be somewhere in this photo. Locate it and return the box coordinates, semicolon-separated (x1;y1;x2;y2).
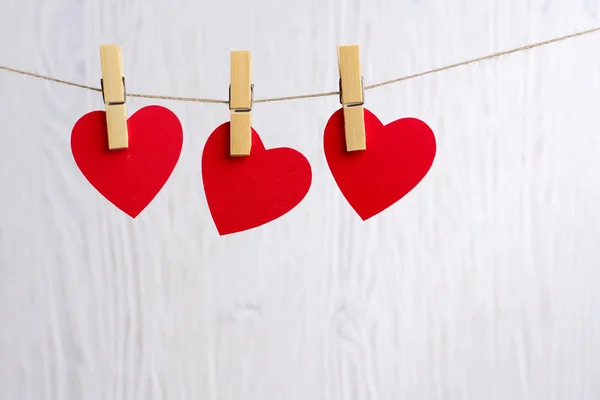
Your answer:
100;44;128;150
338;44;366;152
229;50;253;156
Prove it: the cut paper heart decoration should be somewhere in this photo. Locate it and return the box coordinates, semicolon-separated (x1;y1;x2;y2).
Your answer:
323;107;436;220
61;43;435;233
201;122;312;235
71;105;183;218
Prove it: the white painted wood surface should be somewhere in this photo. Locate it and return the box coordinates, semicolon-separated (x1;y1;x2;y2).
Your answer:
2;1;600;399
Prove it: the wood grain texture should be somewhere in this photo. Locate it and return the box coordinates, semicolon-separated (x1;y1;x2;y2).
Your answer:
100;44;128;149
229;51;251;110
2;0;600;399
338;45;366;152
229;111;252;156
99;45;125;104
341;105;366;152
337;45;362;105
230;50;252;156
105;103;129;150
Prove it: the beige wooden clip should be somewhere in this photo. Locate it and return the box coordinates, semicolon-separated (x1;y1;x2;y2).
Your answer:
229;50;252;156
100;44;128;150
338;44;366;152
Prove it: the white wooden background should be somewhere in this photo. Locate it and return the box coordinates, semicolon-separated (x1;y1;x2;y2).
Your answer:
2;0;600;399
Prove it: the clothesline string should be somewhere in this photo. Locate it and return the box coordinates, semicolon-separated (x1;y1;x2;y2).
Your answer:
1;25;599;105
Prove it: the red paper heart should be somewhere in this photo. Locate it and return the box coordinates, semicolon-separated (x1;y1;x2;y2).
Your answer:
323;108;436;220
202;122;312;235
71;105;183;218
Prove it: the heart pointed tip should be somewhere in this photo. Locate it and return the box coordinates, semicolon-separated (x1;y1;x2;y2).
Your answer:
216;226;233;236
122;207;144;219
356;208;385;221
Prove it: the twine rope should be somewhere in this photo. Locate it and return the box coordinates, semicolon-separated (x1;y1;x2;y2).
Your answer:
1;26;599;105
